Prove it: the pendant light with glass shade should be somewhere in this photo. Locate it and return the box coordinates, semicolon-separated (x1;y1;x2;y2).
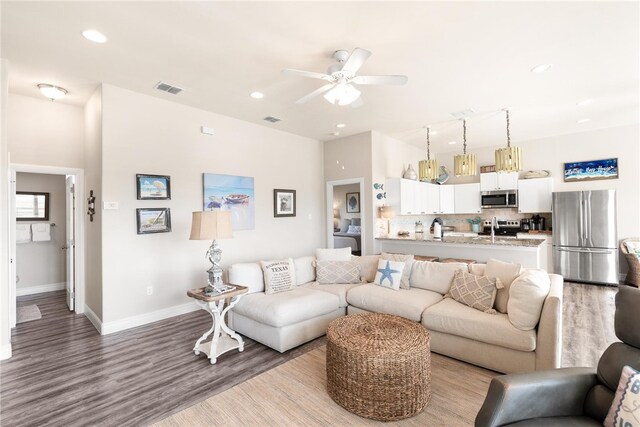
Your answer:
419;127;439;181
453;119;477;176
495;109;522;172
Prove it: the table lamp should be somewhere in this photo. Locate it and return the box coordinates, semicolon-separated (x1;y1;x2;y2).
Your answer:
190;211;233;295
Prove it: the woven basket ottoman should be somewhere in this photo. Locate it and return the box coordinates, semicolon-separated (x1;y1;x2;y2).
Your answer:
326;313;431;421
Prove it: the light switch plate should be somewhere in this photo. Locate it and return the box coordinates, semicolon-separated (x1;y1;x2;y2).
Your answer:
103;201;119;210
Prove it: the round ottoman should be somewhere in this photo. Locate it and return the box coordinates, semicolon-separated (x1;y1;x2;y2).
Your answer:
326;313;431;421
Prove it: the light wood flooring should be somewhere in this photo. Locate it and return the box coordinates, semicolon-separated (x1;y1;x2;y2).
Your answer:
0;283;619;426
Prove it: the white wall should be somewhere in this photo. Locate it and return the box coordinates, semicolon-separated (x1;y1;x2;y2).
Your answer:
333;183;360;226
0;59;11;359
15;173;66;291
84;87;103;319
7;94;84;168
99;84;324;324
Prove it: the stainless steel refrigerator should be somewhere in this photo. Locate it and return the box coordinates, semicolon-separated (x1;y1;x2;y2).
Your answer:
552;190;618;284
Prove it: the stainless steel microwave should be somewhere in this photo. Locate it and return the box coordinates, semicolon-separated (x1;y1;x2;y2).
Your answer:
481;190;518;209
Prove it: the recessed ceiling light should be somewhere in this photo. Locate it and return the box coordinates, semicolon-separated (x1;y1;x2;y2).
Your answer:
576;99;593;106
430;130;438;135
332;132;341;136
530;63;553;73
448;141;457;145
577;118;591;124
82;29;107;43
336;123;346;128
250;91;264;99
37;84;67;101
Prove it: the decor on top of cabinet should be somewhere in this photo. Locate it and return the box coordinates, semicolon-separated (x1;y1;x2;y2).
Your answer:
523;170;551;179
467;217;482;233
403;164;418;180
563;158;618;182
495;109;522;173
453;119;477;177
435;166;450;184
419;127;439;182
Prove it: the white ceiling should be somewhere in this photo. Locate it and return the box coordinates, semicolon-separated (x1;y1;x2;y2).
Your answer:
2;1;638;153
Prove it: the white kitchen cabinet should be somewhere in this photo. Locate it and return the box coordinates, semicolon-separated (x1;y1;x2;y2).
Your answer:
385;179;456;215
480;172;519;191
518;178;553;213
454;183;482;214
423;183;440;214
439;185;455;214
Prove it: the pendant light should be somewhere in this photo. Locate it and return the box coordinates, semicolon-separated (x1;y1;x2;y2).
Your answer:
453;119;477;176
495;109;522;172
419;127;439;181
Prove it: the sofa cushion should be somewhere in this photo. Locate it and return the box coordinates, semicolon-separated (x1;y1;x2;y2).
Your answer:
347;284;443;321
381;252;414;289
232;287;340;328
486;258;523;313
293;256;316;285
302;282;364;307
228;262;264;294
316;260;360;284
448;269;499;313
373;259;405;291
422;298;537;352
469;263;486;276
261;258;296;295
316;247;352;261
355;255;381;282
410;261;468;294
508;269;551;330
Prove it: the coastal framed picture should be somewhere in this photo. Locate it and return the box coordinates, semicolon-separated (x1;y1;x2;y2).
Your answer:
136;208;171;234
203;173;255;230
346;192;361;213
136;174;171;200
564;158;618;182
273;189;296;217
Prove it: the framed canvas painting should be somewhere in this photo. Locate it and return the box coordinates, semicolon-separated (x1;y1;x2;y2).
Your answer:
273;189;296;217
203;173;255;230
136;208;171;234
136;174;171;200
564;158;618;182
346;192;361;213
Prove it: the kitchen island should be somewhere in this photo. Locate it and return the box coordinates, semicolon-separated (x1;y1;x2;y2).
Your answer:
377;235;547;269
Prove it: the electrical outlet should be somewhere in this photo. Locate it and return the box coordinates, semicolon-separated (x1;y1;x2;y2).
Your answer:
146;286;153;296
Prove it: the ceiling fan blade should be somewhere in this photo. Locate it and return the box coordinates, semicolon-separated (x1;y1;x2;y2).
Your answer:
295;83;335;104
340;48;372;74
352;75;408;86
350;97;364;108
282;68;333;81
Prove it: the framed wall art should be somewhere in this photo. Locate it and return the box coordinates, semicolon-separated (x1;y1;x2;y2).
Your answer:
203;173;255;230
346;192;361;213
273;189;296;217
564;158;618;182
136;208;172;234
136;174;171;200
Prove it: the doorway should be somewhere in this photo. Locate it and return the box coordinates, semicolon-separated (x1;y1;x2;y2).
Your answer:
8;164;85;329
326;178;366;255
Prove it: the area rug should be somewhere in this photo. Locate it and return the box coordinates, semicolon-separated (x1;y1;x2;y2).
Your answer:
16;304;41;324
153;345;495;427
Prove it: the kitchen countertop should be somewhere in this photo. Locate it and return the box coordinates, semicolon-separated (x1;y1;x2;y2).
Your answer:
377;235;545;248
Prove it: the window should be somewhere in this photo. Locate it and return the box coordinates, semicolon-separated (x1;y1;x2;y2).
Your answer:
16;191;50;221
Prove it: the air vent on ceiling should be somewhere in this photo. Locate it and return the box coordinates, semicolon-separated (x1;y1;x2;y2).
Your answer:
154;81;183;95
263;116;281;123
450;108;476;119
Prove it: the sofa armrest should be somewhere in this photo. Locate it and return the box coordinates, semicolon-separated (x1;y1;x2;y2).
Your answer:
475;367;597;427
535;273;563;370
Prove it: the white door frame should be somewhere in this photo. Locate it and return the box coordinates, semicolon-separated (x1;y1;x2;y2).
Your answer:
8;163;85;328
326;178;366;255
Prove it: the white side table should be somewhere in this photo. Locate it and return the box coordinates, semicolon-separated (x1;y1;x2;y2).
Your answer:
187;285;248;364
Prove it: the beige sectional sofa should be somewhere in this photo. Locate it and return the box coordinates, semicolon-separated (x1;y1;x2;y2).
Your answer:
227;255;563;374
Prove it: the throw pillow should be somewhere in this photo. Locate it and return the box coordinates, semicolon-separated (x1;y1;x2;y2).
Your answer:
339;219;351;233
260;258;296;295
315;247;352;262
355;255;381;282
410;261;468;294
347;225;361;234
625;241;640;260
485;259;523;313
447;269;501;313
350;218;361;226
381;252;414;290
316;260;361;284
373;259;405;291
293;256;316;285
468;263;486;276
507;270;551;330
604;365;640;427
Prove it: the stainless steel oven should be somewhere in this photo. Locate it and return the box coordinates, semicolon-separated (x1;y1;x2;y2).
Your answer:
481;190;518;209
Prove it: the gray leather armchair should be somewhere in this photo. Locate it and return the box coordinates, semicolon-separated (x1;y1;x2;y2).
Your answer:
475;284;640;426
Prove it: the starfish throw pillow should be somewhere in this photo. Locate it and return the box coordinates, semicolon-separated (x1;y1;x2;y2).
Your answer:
373;259;405;291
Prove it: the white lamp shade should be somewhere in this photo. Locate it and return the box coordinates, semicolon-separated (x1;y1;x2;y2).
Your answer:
190;211;233;240
323;83;361;106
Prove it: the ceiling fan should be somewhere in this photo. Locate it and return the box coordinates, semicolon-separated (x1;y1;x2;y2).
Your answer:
283;48;408;106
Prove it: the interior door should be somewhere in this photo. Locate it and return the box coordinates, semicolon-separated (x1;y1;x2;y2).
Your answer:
9;168;16;327
65;176;75;311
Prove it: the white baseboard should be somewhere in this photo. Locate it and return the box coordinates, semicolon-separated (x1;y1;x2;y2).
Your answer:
83;305;103;335
101;301;199;335
0;343;12;361
16;282;66;296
